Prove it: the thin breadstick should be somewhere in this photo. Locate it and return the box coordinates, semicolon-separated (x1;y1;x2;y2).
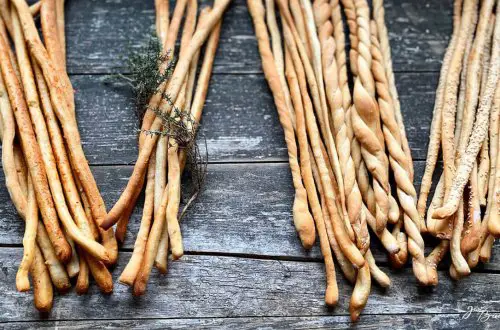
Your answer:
284;36;337;306
349;263;370;322
55;0;65;60
461;166;481;254
0;16;72;263
30;244;53;312
0;53;26;219
450;201;470;275
487;81;500;236
278;2;364;267
75;247;89;295
119;154;156;285
417;0;463;220
30;1;42;16
478;141;489;205
133;185;169;296
389;214;408;268
84;252;113;294
16;174;38;292
426;240;450;286
12;11;109;263
435;1;499;220
340;0;358;76
371;20;430;280
480;234;495;263
12;0;108;228
36;223;71;292
351;0;391;234
103;0;232;229
366;249;390;288
64;231;80;278
289;0;312;60
155;0;169;44
246;1;317;250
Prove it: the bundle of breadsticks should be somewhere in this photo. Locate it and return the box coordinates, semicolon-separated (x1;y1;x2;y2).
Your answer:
0;0;117;312
418;0;500;284
101;0;230;296
249;0;426;321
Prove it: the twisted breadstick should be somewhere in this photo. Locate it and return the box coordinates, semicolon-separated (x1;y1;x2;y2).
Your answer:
417;0;462;221
435;1;499;220
351;0;390;236
370;21;429;283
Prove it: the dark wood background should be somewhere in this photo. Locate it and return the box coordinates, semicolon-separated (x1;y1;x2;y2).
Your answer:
1;0;499;328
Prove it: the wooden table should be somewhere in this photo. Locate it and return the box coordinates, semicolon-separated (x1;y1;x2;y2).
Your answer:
1;0;498;328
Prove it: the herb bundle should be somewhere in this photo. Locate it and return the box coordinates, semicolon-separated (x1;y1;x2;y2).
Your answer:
103;0;229;296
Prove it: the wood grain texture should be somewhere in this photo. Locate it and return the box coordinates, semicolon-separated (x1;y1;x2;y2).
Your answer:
3;314;499;329
0;248;499;322
63;0;452;74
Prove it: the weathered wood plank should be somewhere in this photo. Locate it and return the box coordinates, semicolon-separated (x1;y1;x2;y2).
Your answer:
63;0;453;74
72;72;436;165
1;162;499;270
0;249;499;322
3;313;498;330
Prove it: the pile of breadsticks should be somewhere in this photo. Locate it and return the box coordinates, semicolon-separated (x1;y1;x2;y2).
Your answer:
0;0;117;312
418;0;500;283
249;0;424;321
101;0;230;296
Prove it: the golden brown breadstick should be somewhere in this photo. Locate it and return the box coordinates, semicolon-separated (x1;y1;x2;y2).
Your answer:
366;249;390;288
0;16;71;263
349;263;370;322
120;154;156;285
103;0;232;229
417;0;462;221
75;248;89;295
426;240;449;286
435;1;499;220
289;0;312;60
11;0;107;228
55;0;65;59
0;51;26;219
84;252;113;294
16;175;38;292
64;232;80;278
30;244;53;312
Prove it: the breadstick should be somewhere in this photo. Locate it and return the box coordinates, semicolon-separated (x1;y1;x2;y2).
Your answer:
417;0;462;220
278;1;364;267
349;263;370;322
371;20;430;282
133;186;169;296
284;39;337;306
119;154;156;286
155;0;169;44
16;175;38;292
461;166;481;254
351;0;391;234
373;0;414;183
84;252;113;294
30;244;53;312
435;1;499;220
0;16;71;263
55;0;65;60
289;0;312;60
426;240;449;286
30;1;42;17
0;51;26;219
340;0;358;76
75;247;89;295
318;9;367;252
103;0;232;229
40;0;73;114
64;232;80;278
11;0;108;228
366;249;390;288
389;214;408;268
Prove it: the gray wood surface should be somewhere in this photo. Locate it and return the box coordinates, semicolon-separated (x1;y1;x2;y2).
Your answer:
0;0;494;329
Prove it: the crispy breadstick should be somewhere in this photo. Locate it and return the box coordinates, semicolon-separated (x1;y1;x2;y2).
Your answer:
351;0;391;234
16;175;38;292
349;263;370;322
461;166;481;254
426;240;449;286
64;231;80;278
278;1;364;267
366;249;390;288
284;36;337;306
0;16;71;263
435;1;499;220
417;0;462;221
55;0;65;59
155;0;169;44
119;154;156;285
289;0;312;60
371;20;430;280
30;1;42;16
0;52;26;219
84;252;113;294
247;1;316;250
30;244;53;312
75;247;89;295
133;185;169;296
340;0;358;75
103;0;232;229
487;83;500;236
11;0;108;228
